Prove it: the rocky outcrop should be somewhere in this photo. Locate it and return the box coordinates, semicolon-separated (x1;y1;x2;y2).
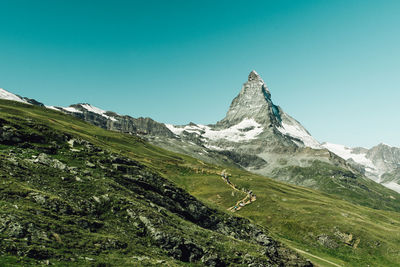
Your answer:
64;104;175;137
20;97;44;106
367;144;400;175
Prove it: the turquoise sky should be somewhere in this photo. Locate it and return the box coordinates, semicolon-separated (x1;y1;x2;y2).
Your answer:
0;0;399;148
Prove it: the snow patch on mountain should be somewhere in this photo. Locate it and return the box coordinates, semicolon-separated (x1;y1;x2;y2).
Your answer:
165;124;198;135
278;121;321;149
62;107;83;113
0;88;29;104
166;118;264;143
80;104;117;121
322;142;380;175
45;106;61;111
383;181;400;193
204;118;264;142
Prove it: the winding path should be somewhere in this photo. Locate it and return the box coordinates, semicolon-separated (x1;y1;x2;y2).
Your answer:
219;172;256;212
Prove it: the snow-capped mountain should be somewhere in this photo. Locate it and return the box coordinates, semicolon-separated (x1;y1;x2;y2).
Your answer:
156;71;364;191
216;70;321;149
322;142;400;192
167;70;321;152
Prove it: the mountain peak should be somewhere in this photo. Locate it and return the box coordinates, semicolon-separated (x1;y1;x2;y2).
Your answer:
248;70;264;83
217;71;282;127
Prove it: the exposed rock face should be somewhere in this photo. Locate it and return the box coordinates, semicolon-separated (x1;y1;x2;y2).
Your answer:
218;70;282;128
58;104;175;137
20;97;44;106
367;144;400;175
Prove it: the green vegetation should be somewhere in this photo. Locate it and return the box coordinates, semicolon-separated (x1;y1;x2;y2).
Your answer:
271;161;400;212
0;99;400;266
0;100;310;266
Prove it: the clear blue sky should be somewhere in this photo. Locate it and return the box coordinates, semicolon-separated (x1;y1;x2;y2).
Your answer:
0;0;399;148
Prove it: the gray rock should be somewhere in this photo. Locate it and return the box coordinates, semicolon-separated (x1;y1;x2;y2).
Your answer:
34;153;67;170
317;234;338;249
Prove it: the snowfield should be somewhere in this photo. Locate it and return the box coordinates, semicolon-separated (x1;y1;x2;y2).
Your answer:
321;142;378;173
80;104;117;121
62;107;83;113
45;104;117;121
383;181;400;193
45;105;61;111
0;88;29;104
166;118;264;143
277;121;321;149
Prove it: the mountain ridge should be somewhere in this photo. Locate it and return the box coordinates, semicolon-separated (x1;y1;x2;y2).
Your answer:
1;71;400;194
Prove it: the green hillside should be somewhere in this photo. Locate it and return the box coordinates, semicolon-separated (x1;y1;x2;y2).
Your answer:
1;100;400;266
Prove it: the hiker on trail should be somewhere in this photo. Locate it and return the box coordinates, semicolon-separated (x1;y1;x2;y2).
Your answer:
221;170;228;180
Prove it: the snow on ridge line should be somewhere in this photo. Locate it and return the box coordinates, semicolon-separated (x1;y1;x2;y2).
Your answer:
166;118;264;142
321;142;379;175
0;88;29;104
81;104;107;116
50;103;118;122
80;104;117;122
165;124;185;135
45;105;61;111
277;121;321;149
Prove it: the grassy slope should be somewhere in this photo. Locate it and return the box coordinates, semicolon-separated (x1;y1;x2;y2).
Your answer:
270;161;400;212
1;100;400;266
1;101;309;266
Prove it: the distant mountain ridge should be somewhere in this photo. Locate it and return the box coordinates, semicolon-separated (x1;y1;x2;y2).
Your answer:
322;142;400;192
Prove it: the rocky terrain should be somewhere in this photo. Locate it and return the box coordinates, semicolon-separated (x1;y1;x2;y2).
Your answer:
0;100;313;266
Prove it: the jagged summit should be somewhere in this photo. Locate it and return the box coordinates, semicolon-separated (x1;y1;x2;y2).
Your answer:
215;71;321;149
248;70;262;81
217;70;279;127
